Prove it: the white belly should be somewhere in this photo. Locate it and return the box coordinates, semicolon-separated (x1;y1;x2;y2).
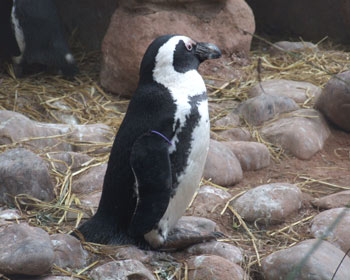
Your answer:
144;100;210;248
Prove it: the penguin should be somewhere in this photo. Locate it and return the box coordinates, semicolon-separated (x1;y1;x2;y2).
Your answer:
75;34;221;249
10;0;78;77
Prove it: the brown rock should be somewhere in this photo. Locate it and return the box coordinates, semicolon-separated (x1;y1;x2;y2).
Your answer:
90;259;156;280
100;0;255;96
113;245;157;263
310;208;350;255
217;127;251;142
0;148;54;204
187;255;246;280
175;216;217;234
315;71;350;132
269;41;319;56
50;234;89;269
0;209;21;229
248;79;322;103
223;141;270;171
262;239;350;280
238;94;299;126
231;183;303;225
191;185;231;216
203;139;243;186
214;111;241;127
312;190;350;209
72;164;107;194
0;223;54;275
186;241;243;264
260;109;330;160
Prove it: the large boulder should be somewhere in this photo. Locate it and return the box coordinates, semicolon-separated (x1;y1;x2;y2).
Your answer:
100;0;255;96
315;71;350;132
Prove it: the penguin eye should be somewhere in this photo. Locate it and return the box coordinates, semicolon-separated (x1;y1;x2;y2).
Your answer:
185;42;193;51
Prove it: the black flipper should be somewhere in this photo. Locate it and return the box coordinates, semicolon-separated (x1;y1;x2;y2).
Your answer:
127;131;172;238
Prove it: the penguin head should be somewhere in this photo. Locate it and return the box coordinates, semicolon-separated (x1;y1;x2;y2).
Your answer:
139;35;221;84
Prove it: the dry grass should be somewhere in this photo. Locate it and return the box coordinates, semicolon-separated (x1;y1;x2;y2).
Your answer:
0;38;349;279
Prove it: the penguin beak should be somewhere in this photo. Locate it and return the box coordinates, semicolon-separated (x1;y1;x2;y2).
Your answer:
195;42;222;62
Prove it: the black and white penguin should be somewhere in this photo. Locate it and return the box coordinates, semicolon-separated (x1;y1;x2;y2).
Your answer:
75;34;221;249
10;0;78;77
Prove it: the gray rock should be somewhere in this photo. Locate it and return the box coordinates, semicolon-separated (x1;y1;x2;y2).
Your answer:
0;148;54;204
260;109;330;160
310;208;350;255
248;79;322;103
0;223;54;275
72;164;107;194
50;234;89;269
0;209;21;229
231;183;303;225
90;259;156;280
269;41;319;56
262;239;350;280
187;255;246;280
191;185;231;216
175;216;217;234
238;94;299;126
214;111;241;127
186;241;243;264
203;139;243;186
223;141;270;171
217;127;251;141
312;190;350;209
315;70;350;132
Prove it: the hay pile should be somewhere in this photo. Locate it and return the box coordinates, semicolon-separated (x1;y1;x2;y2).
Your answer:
0;39;349;279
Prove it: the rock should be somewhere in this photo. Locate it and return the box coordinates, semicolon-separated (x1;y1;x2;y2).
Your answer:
0;110;113;153
45;151;93;174
214;111;241;127
217;127;251;141
315;71;350;132
187;255;246;280
0;148;54;204
72;164;107;194
186;241;243;264
0;223;54;275
50;234;88;269
312;190;350;209
114;245;157;264
203;140;243;186
90;259;156;280
175;216;217;234
238;94;299;126
100;0;255;96
269;41;319;56
260;109;330;160
49;101;79;125
0;209;21;229
79;191;102;212
32;276;79;280
231;183;303;225
246;0;350;43
310;208;350;255
262;239;350;280
248;79;322;103
223;141;270;171
191;185;231;216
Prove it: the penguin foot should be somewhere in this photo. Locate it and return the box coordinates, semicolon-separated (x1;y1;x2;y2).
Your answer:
160;228;225;251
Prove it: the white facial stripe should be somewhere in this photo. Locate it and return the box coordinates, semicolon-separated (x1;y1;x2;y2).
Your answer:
152;36;206;150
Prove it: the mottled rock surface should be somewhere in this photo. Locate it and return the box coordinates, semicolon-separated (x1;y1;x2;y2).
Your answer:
231;183;303;224
90;259;156;280
0;223;54;275
310;208;350;254
248;79;321;103
187;255;246;280
204;139;243;186
0;148;54;204
260;109;330;159
312;190;350;209
262;239;350;280
72;164;107;194
316;70;350;132
223;141;270;171
269;41;319;56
